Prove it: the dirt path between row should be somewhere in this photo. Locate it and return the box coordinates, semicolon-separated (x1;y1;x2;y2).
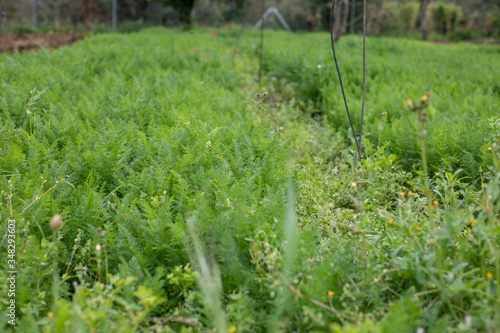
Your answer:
0;33;85;54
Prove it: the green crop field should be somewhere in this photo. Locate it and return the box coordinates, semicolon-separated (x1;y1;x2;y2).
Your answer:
0;28;499;332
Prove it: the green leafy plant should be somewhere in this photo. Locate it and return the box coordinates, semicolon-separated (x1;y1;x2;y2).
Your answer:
0;27;498;332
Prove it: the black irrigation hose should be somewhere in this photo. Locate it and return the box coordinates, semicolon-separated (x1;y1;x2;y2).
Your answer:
330;0;360;159
358;0;366;161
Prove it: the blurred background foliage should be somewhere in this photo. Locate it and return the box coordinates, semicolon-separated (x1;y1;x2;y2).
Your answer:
0;0;499;40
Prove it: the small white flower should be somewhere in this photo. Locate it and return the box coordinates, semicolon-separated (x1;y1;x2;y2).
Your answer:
317;64;322;69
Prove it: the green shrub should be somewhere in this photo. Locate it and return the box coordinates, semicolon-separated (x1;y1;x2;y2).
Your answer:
431;1;463;35
383;1;420;36
482;10;500;38
449;26;480;41
400;1;420;33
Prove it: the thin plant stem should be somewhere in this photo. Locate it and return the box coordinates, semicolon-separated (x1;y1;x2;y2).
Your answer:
35;177;46;200
372;280;400;297
258;0;265;85
104;242;108;285
186;217;227;332
96;244;102;283
52;230;59;313
20;176;68;215
98;227;109;284
418;121;433;219
269;182;298;332
64;230;81;276
413;288;441;298
8;179;13;217
358;0;366;162
143;316;202;328
15;222;30;265
273;265;355;321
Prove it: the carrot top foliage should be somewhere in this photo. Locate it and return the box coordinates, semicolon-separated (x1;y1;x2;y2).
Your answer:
0;28;499;332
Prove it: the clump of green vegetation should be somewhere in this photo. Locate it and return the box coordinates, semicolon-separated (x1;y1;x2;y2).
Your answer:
0;27;499;332
254;31;500;183
0;28;288;331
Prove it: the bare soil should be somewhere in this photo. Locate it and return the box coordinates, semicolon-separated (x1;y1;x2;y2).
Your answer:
0;33;85;54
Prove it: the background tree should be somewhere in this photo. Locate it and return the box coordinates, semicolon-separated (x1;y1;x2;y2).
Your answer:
333;0;350;42
157;0;196;25
421;0;429;40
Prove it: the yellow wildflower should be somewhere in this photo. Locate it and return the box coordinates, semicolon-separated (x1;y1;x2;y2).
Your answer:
486;272;493;280
470;220;476;226
388;219;394;224
229;326;237;333
48;312;53;318
421;92;431;103
328;290;334;298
